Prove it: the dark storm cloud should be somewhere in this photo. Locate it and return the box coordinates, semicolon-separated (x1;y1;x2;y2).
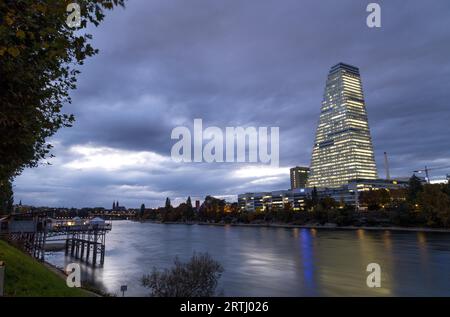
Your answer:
14;0;450;207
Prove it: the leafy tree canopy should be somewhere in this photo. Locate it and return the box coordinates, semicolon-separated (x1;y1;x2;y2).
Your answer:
0;0;125;212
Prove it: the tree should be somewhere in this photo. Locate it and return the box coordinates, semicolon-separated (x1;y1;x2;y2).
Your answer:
311;186;319;207
0;180;13;214
141;252;224;297
0;0;125;210
140;203;145;218
418;184;450;227
333;207;356;226
165;197;172;210
320;196;338;210
312;204;328;225
182;197;194;221
186;196;192;208
389;202;414;226
304;187;320;212
442;181;450;199
408;175;424;204
199;196;225;222
284;202;293;220
359;189;391;211
390;188;407;208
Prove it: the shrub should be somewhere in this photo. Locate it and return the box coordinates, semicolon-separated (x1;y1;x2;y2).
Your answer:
141;252;223;297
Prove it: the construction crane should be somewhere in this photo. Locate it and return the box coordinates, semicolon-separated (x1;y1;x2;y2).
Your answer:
413;165;450;183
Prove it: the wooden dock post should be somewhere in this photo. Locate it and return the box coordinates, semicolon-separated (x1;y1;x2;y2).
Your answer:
40;230;47;260
75;236;80;259
65;238;69;255
100;245;105;265
70;237;75;257
92;230;98;266
86;233;91;263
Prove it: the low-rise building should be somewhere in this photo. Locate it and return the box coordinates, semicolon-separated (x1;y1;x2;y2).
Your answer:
238;178;411;212
238;188;311;212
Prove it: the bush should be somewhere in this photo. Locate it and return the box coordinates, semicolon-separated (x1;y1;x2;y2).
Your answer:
141;252;224;297
332;208;356;226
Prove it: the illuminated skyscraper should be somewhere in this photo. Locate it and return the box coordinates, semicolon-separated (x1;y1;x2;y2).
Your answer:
307;63;378;188
290;166;310;189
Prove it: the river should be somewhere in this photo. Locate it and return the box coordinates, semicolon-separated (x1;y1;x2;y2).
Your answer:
45;220;450;296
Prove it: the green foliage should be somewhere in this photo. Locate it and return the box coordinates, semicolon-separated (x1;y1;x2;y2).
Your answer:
0;0;125;206
338;208;357;226
0;179;13;214
198;196;226;222
357;177;450;228
408;175;424;203
311;205;328;225
389;202;416;226
319;196;338;210
418;184;450;227
182;203;195;221
186;196;192;208
140;180;450;228
359;189;391;211
311;186;319;206
139;203;145;218
0;240;89;296
141;252;223;297
165;197;172;210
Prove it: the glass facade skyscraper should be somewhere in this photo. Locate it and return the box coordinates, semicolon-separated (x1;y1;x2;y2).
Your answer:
307;63;378;188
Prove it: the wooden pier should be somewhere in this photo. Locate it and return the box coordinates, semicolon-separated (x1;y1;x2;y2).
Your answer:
0;213;111;266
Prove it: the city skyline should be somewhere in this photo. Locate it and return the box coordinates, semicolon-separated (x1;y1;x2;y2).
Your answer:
12;0;450;208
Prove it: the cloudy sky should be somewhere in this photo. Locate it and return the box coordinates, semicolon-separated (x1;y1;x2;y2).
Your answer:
14;0;450;208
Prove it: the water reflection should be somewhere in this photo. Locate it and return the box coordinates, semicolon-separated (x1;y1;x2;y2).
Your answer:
45;221;450;296
299;229;316;293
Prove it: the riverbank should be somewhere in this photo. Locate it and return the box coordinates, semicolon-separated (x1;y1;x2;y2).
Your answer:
0;240;94;296
140;220;450;233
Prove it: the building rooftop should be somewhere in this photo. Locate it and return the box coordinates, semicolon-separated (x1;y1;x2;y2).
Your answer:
330;62;360;74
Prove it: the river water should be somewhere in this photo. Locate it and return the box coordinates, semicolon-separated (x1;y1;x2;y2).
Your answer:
45;220;450;296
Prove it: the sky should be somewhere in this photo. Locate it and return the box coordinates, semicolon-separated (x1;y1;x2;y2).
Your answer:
13;0;450;208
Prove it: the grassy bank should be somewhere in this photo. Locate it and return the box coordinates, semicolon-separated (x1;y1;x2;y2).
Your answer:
0;240;90;297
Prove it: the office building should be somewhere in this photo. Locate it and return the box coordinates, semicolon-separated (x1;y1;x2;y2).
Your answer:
308;63;378;188
238;178;408;212
290;166;310;189
238;188;311;212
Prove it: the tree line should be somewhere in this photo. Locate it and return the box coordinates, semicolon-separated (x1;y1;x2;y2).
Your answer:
137;176;450;228
358;176;450;228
